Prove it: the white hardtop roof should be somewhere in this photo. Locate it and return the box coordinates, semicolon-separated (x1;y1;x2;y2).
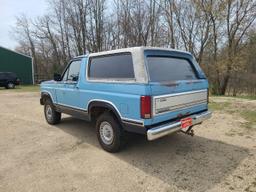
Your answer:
75;47;193;83
88;46;191;57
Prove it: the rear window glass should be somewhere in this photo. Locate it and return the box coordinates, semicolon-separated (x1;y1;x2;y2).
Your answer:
88;53;134;79
146;56;197;82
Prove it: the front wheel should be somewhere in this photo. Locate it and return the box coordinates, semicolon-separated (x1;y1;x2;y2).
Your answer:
96;112;126;153
44;99;61;125
6;82;15;89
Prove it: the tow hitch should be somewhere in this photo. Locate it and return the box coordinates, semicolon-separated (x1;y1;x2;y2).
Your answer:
181;126;194;136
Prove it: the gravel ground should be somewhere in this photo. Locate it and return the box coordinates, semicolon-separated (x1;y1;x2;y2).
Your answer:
0;91;255;192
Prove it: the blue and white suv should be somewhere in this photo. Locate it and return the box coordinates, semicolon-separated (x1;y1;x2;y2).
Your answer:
40;47;211;152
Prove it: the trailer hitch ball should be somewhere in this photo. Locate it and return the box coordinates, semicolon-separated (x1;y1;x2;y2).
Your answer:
187;129;194;136
181;126;194;136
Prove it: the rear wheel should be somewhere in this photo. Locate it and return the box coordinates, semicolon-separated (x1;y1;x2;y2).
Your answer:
44;99;61;125
96;112;126;152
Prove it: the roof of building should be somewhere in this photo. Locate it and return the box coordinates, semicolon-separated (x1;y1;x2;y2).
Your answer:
0;46;32;59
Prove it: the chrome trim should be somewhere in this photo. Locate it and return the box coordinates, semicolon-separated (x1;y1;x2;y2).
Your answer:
55;103;88;113
86;79;137;84
155;100;207;115
87;99;144;126
147;111;212;141
153;89;207;116
154;89;207;99
56;103;87;112
121;119;144;126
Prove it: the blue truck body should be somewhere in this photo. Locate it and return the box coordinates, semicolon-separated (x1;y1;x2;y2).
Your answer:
40;47;211;152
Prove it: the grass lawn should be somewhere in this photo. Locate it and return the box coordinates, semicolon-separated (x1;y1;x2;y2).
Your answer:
0;85;40;92
208;101;231;111
240;110;256;130
212;95;256;100
234;95;256;100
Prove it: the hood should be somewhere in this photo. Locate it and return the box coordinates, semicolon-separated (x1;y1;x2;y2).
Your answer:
41;80;56;85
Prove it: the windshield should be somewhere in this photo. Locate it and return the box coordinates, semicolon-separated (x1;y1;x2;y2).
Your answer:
146;56;197;82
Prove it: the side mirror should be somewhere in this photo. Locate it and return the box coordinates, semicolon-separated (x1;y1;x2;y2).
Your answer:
53;73;62;81
72;75;78;82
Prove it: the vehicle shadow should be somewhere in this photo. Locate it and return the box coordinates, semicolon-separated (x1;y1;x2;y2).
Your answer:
56;117;249;192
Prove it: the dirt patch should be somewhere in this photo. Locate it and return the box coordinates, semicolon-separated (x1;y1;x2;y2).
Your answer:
0;93;255;192
209;97;256;137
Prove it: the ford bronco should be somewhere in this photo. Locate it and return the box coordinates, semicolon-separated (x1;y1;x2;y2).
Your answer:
40;47;211;152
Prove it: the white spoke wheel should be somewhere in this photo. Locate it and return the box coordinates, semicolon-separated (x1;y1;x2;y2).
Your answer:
99;121;114;145
96;112;126;153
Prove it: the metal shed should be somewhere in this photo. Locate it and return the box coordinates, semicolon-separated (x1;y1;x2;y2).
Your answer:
0;46;34;84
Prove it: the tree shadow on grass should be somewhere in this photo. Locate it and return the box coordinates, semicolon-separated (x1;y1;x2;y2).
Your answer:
56;117;249;192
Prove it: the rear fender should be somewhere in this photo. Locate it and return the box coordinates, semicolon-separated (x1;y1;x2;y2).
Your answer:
88;101;122;122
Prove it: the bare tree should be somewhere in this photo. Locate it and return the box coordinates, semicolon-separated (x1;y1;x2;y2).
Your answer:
15;15;38;75
220;0;256;95
13;0;256;96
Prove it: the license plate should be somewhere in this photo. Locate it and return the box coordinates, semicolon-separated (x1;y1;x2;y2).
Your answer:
181;117;192;129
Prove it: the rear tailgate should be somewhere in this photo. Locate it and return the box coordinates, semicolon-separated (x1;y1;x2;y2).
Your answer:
149;81;208;124
153;89;207;116
144;50;208;125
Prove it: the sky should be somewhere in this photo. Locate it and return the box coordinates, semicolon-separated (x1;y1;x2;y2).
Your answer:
0;0;48;50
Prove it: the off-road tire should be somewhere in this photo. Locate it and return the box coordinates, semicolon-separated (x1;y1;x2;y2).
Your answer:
96;112;126;153
44;99;61;125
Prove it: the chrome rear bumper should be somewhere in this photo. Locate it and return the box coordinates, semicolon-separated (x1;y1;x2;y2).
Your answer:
147;111;212;141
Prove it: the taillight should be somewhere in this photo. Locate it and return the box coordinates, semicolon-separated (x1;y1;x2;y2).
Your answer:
140;96;151;119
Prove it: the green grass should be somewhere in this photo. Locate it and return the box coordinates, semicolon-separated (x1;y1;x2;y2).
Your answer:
240;110;256;130
0;85;40;92
234;95;256;100
208;101;231;111
212;95;256;100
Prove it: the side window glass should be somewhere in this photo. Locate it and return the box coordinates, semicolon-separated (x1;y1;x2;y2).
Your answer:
88;53;134;79
62;60;81;82
67;60;81;81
